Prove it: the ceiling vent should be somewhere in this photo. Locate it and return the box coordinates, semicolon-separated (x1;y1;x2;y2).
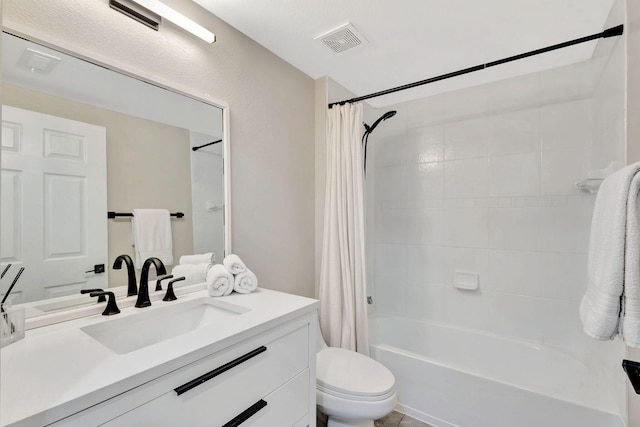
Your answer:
314;22;368;54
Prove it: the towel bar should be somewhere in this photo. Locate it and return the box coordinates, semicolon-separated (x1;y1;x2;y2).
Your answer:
107;211;184;219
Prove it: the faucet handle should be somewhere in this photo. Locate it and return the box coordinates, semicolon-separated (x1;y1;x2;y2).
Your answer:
89;291;121;316
81;288;106;303
156;274;174;291
163;277;185;301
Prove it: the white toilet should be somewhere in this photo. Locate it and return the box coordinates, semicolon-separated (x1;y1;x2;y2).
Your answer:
316;328;397;427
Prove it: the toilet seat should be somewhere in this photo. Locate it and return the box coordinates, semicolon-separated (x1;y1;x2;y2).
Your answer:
317;347;395;402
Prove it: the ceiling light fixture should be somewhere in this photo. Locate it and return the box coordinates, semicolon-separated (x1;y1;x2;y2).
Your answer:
110;0;216;44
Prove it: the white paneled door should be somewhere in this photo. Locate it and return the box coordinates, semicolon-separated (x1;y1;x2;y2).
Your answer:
1;106;108;303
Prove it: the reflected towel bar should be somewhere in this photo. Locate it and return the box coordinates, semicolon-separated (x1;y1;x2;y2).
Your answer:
107;211;184;219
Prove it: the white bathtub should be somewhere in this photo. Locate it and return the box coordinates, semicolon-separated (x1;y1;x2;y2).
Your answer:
369;315;623;427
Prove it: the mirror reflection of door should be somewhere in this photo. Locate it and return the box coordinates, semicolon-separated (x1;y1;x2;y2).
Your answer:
1;106;108;303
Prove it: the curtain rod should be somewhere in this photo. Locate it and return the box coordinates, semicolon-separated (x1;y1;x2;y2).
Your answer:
328;24;624;108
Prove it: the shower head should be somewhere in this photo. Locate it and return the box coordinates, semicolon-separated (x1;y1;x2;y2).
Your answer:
364;110;397;135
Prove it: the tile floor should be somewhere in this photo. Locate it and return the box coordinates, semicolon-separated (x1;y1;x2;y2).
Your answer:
317;410;433;427
374;411;434;427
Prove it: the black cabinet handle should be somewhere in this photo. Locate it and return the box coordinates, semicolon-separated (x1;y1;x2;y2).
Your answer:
222;400;267;427
174;346;267;396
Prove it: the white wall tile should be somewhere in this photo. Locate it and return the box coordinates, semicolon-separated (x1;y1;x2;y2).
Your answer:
484;292;543;342
374;165;406;202
489;152;540;197
444;158;489;198
406;283;447;322
375;208;407;244
488;207;540;251
487;250;542;296
373;133;405;168
538;205;591;253
539;252;588;301
368;40;621;362
443;286;491;331
445;84;488;120
486;72;540;113
444;247;489;287
541;99;592;152
541;148;588;196
406;208;445;245
534;298;584;350
406;125;444;163
375;243;407;278
489;108;540;156
539;61;596;105
375;275;407;315
444;117;490;160
444;207;489;248
406;162;444;200
407;244;447;285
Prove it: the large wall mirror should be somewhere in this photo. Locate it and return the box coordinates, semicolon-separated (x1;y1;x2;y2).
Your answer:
0;32;229;319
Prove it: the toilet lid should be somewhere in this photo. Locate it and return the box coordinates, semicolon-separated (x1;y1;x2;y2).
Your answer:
316;347;395;399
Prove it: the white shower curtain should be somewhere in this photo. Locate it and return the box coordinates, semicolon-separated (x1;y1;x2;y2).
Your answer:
319;102;369;355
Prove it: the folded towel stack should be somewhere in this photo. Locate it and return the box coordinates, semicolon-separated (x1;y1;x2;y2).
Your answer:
206;264;234;297
179;253;216;265
580;162;640;347
171;263;211;286
204;254;258;297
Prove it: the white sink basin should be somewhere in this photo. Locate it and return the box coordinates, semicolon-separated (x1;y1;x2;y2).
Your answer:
81;297;250;354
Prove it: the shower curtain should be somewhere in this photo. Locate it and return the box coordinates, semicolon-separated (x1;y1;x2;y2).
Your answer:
319;102;369;355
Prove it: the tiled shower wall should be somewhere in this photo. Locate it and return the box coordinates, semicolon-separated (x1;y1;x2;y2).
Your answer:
369;31;625;362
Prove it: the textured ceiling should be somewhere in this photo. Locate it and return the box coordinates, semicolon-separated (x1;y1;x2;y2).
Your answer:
194;0;616;107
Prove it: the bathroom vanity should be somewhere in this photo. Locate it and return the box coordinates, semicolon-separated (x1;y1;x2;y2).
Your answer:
0;288;318;426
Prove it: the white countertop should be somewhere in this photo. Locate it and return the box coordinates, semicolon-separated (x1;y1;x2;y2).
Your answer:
0;288;318;426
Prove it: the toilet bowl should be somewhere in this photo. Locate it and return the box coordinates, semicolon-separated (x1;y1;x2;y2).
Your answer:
316;328;397;427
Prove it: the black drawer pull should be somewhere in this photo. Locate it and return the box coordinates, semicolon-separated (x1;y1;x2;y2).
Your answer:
222;399;267;427
174;346;267;396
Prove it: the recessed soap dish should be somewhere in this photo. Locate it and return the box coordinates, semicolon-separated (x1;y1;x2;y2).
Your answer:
454;271;479;291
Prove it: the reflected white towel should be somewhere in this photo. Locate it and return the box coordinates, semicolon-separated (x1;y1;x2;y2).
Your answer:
624;164;640;347
171;263;211;286
179;253;215;265
580;162;640;344
233;269;258;294
132;209;173;269
206;264;234;297
223;254;247;275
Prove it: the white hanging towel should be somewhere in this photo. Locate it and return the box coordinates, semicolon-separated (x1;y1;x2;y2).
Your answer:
132;209;174;269
233;269;258;294
580;162;640;345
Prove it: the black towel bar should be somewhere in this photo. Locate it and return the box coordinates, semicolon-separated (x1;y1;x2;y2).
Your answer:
107;211;184;219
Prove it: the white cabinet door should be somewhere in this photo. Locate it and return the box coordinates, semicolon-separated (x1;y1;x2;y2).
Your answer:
1;106;108;303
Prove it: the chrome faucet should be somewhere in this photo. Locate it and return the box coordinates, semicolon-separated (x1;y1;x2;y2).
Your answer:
136;257;167;308
113;254;137;297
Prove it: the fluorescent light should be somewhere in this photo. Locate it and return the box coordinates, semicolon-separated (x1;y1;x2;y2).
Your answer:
124;0;216;43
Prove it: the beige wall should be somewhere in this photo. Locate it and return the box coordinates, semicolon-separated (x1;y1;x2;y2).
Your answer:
628;0;640;424
3;0;316;297
3;84;194;287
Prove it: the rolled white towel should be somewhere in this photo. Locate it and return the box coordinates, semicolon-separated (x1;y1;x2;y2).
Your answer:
179;253;215;265
223;254;247;275
233;269;258;294
206;264;234;297
171;263;211;286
